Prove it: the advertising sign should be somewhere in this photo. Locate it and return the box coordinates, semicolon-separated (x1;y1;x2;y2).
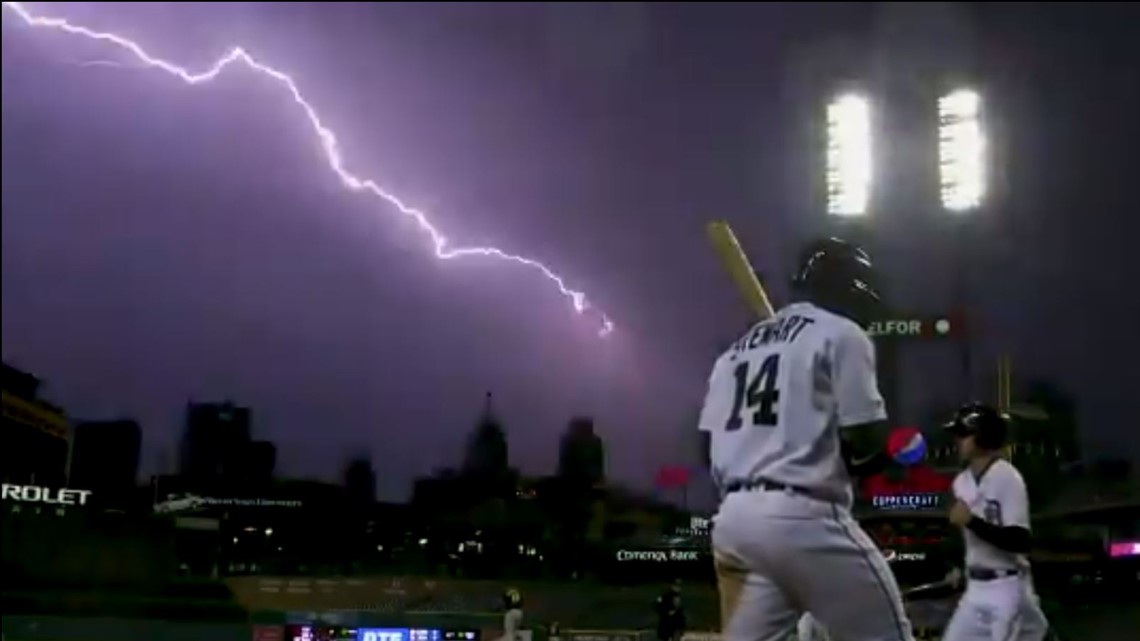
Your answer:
672;515;711;537
866;316;960;340
359;631;410;641
1;484;91;506
1109;541;1140;558
253;625;285;641
283;628;480;641
882;549;928;563
155;494;302;514
616;549;701;562
870;493;945;510
565;631;640;641
861;428;952;511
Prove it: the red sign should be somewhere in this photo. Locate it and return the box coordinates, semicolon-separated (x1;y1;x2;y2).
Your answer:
655;466;690;489
252;626;284;641
861;465;952;500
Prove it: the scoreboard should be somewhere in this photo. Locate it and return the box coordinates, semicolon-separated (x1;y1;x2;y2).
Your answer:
286;627;479;641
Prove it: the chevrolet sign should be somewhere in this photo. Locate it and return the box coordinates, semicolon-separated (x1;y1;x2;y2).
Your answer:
2;484;92;506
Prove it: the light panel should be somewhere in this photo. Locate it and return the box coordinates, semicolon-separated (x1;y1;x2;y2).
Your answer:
826;94;873;217
939;89;987;211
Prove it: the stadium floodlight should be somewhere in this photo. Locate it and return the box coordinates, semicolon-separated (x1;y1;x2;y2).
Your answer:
826;93;873;217
939;89;987;212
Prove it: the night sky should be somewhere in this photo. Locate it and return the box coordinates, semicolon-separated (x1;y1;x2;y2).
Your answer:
3;3;1138;501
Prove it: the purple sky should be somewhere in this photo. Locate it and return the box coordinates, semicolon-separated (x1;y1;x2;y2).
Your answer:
3;3;1138;500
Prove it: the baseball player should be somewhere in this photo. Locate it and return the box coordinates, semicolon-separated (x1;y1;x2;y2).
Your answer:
700;238;914;641
500;587;524;641
941;404;1049;641
654;580;687;641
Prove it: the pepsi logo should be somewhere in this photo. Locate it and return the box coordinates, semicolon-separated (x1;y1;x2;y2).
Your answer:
881;549;926;563
887;427;926;466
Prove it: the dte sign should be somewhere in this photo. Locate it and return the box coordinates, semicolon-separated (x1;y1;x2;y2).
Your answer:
1;484;92;506
361;630;409;641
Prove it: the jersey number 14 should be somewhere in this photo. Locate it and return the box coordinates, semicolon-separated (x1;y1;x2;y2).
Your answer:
725;354;780;431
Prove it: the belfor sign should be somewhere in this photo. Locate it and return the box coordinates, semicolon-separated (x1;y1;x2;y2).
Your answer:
866;315;960;340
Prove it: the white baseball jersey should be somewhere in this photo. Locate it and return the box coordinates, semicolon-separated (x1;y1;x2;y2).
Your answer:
502;608;523;641
698;302;887;507
952;459;1031;570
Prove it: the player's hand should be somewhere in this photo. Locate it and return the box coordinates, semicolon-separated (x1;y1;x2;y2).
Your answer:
948;500;973;527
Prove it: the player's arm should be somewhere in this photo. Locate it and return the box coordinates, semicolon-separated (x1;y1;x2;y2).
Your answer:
964;517;1031;554
832;327;891;477
965;470;1033;554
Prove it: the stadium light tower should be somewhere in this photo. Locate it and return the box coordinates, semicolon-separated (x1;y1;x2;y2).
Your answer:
939;88;988;399
826;93;873;217
939;89;986;212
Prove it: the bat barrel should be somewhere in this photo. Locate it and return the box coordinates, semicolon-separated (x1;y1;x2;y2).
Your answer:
705;221;776;321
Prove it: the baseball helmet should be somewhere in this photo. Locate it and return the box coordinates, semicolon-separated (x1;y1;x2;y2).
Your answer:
943;402;1008;450
791;237;881;323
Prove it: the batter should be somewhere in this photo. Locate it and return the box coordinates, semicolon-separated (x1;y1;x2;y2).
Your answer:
700;238;913;641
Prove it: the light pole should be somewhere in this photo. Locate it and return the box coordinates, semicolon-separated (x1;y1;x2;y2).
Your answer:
939;88;987;399
825;91;904;418
823;87;989;411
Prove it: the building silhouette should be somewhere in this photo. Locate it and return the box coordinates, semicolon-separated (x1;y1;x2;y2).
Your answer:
179;401;252;490
1;362;69;486
462;392;509;481
557;416;605;487
70;419;141;506
239;440;277;489
344;456;376;506
412;467;464;511
413;393;517;510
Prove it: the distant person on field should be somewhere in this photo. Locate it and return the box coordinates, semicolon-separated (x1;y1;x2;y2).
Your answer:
501;587;524;641
654;579;687;641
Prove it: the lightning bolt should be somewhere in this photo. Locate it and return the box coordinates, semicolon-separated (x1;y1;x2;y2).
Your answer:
73;59;137;69
1;1;614;337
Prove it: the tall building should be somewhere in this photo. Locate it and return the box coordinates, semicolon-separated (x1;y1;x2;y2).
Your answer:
70;419;142;507
557;416;605;487
462;392;509;479
1;362;69;486
344;456;376;506
180;401;252;490
242;440;277;487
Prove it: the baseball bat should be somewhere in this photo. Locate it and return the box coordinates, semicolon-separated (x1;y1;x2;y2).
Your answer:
901;578;955;599
706;221;776;321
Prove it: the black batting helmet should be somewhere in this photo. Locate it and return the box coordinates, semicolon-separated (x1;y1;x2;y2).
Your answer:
791;237;880;323
943;402;1008;450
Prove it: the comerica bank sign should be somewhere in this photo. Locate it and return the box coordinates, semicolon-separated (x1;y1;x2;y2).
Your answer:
616;549;701;562
2;484;92;506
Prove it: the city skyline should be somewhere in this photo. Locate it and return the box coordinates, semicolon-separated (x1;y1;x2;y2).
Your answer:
3;4;1138;500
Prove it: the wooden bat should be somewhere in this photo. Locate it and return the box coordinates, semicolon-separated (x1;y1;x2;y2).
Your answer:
902;578;957;600
706;221;776;320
